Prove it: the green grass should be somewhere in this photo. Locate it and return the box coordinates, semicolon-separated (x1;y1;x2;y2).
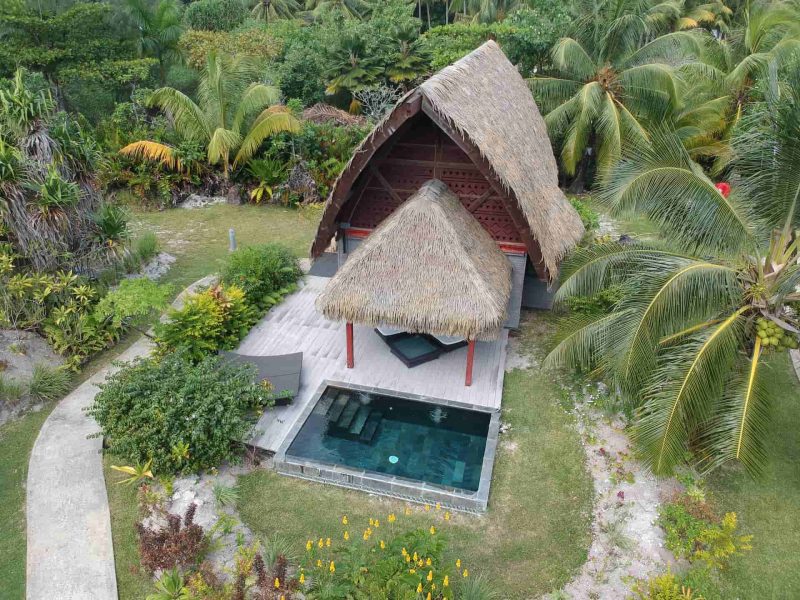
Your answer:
703;354;800;599
237;312;594;599
0;404;54;598
131;204;321;288
104;456;153;600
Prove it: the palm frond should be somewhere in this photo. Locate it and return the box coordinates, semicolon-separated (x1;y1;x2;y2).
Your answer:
148;88;210;142
598;128;753;255
119;141;182;171
527;78;583;114
634;307;748;474
544;310;633;375
232;83;282;133
624;30;707;68
207;128;241;166
561;82;603;175
551;38;597;81
703;337;771;475
234;108;301;166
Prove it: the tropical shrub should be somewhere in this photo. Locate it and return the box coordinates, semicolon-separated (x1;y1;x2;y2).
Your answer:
28;364;72;401
179;27;283;70
136;503;207;572
155;283;257;360
565;284;623;317
569;196;600;231
184;0;247;32
89;351;272;473
220;244;301;311
630;569;702;599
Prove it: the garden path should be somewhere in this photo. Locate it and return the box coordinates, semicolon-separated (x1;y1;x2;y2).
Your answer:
25;276;215;600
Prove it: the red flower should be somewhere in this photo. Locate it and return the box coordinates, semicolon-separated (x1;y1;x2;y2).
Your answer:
715;182;731;198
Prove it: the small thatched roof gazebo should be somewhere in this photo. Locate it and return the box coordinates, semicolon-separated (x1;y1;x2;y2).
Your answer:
316;179;511;385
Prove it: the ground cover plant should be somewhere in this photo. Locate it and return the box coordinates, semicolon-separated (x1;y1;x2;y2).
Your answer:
221;243;302;311
89;351;273;474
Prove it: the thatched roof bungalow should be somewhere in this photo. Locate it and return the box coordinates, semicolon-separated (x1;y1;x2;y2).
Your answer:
311;41;584;384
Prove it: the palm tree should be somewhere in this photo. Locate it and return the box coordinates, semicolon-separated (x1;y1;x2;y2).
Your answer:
305;0;370;19
690;1;800;172
120;53;300;179
546;74;800;476
528;29;700;185
385;23;429;85
324;33;383;95
123;0;184;85
250;0;301;22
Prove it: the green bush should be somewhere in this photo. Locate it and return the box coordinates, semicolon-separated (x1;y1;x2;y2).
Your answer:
569;196;600;231
184;0;246;32
155;284;257;361
0;375;25;404
89;351;272;474
565;284;623;316
630;569;703;599
28;364;72;401
133;231;160;264
221;244;301;311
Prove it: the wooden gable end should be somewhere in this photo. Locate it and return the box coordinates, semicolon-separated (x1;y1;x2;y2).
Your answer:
338;114;525;247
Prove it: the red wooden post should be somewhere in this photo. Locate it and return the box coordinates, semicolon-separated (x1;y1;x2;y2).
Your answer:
346;322;354;368
465;339;475;386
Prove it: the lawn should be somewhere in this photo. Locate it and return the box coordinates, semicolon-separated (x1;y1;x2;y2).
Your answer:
703;354;800;599
131;204;322;288
236;312;595;599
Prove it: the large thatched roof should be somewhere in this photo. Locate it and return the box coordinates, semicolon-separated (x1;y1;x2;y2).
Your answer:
311;40;584;277
316;179;512;340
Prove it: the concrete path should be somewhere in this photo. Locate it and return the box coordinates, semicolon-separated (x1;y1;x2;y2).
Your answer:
26;275;216;600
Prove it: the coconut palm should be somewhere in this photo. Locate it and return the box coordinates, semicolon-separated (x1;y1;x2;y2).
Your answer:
250;0;301;22
120;53;300;179
546;74;800;476
324;33;383;95
305;0;370;19
528;28;701;184
123;0;183;85
691;1;800;172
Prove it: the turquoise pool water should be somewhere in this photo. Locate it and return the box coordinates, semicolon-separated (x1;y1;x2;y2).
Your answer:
285;386;491;492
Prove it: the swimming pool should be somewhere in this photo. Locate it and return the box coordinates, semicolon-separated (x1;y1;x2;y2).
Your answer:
276;382;499;510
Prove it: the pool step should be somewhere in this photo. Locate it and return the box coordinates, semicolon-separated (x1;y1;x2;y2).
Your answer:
337;399;361;429
359;411;383;443
348;406;372;436
327;393;350;422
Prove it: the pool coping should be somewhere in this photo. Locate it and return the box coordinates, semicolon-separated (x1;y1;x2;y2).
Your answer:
273;380;500;513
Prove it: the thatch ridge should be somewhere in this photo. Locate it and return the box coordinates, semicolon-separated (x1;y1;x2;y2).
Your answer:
310;41;584;277
316;179;511;340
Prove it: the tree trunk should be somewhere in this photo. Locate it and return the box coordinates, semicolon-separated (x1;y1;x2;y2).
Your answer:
568;151;591;194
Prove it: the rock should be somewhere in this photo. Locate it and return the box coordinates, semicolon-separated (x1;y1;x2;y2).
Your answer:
181;194;227;209
226;185;242;205
126;252;176;281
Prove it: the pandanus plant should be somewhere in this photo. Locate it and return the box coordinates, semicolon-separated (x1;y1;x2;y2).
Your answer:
121;53;300;180
546;75;800;476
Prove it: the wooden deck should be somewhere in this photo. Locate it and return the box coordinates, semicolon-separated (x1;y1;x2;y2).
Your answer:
240;275;508;453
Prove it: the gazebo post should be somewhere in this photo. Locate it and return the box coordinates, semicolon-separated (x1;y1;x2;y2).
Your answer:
346;322;354;368
465;339;476;386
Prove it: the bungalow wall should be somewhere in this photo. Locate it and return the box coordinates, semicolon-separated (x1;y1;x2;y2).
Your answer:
334;114;528;328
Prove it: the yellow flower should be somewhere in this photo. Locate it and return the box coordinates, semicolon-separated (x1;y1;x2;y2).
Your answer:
305;540;312;551
424;504;431;512
416;583;423;593
413;552;418;561
405;554;411;562
380;540;386;549
405;507;412;516
329;561;336;573
342;515;348;525
418;559;424;567
444;511;451;521
429;525;436;535
456;559;461;568
426;594;432;600
374;519;380;528
317;538;324;548
369;518;374;526
432;583;437;590
344;531;349;541
388;513;396;523
326;537;331;547
299;573;305;584
463;569;469;578
274;578;280;589
426;557;431;566
443;575;449;587
363;531;370;541
316;559;322;568
427;570;433;582
401;547;408;556
409;568;416;574
435;502;441;510
280;596;285;600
